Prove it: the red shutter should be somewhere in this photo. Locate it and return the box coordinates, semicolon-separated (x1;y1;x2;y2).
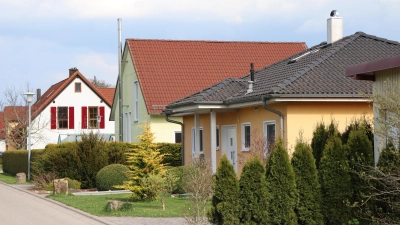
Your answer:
69;107;74;129
81;106;87;129
99;106;105;129
50;107;57;129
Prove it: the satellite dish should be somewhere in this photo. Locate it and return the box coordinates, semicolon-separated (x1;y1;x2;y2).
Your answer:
330;10;339;17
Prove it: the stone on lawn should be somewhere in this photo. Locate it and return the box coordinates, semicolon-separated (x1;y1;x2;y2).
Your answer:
54;178;68;194
107;200;132;211
16;173;26;183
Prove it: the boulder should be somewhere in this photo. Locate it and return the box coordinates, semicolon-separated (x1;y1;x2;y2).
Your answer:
106;200;132;211
16;173;26;183
53;179;68;195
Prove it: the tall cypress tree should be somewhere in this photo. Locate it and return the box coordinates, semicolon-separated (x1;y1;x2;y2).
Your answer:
239;157;269;225
208;155;240;225
319;136;352;224
265;141;297;225
291;142;323;225
311;122;328;169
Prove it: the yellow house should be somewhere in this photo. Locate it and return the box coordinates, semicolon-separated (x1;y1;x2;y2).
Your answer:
346;55;400;165
165;30;400;173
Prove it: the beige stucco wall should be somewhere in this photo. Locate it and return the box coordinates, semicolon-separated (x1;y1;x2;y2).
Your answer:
150;115;182;143
183;101;372;173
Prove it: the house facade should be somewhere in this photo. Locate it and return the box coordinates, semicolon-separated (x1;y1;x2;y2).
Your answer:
30;68;115;149
0;112;5;151
110;39;307;143
346;55;400;165
165;19;400;173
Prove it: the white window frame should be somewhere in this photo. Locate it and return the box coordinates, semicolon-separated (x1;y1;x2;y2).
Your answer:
134;81;139;122
264;120;276;156
216;125;220;150
191;127;203;154
241;122;251;151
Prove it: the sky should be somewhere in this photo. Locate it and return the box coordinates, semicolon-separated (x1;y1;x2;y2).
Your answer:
1;0;400;105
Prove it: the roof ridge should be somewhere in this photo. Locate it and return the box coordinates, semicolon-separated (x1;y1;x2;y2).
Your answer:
356;32;400;45
271;32;362;93
126;38;306;44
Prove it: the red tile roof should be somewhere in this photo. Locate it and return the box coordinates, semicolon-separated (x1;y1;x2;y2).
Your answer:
0;112;5;139
97;88;115;105
4;106;27;122
126;39;307;114
32;70;113;119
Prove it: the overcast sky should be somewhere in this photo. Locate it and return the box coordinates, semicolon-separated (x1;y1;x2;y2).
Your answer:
1;0;399;104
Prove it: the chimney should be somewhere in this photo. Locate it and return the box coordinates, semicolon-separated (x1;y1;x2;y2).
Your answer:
327;10;343;44
246;63;254;94
36;88;41;102
69;67;78;77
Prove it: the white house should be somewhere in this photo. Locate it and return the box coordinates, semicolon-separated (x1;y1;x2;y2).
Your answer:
30;68;115;149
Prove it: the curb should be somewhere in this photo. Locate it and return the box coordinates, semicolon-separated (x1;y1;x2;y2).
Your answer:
0;181;118;225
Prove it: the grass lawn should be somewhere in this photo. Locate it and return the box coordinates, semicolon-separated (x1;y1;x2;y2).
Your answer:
48;194;198;217
0;171;33;184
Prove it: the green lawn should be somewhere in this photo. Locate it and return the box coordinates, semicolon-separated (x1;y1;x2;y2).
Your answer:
0;171;33;184
48;194;196;217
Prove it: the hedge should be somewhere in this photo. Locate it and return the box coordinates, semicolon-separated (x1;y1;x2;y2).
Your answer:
2;150;44;175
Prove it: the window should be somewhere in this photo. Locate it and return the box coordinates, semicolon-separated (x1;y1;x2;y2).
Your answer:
134;81;138;122
51;107;74;129
191;127;203;153
242;123;251;151
57;107;68;129
88;107;98;128
175;131;182;143
199;129;203;152
75;82;81;92
264;121;276;155
216;126;220;150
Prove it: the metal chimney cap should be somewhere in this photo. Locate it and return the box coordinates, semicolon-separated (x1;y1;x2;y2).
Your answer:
330;10;339;17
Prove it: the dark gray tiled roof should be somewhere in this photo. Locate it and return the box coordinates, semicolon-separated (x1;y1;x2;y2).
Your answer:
168;32;400;108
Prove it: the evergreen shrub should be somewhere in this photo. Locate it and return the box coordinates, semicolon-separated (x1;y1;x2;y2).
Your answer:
291;142;323;225
96;164;129;191
239;157;269;225
265;141;297;225
208;155;240;225
3;150;44;175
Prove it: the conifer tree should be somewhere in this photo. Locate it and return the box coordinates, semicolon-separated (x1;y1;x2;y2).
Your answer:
239;157;269;225
265;141;297;225
291;141;323;225
319;136;352;224
208;155;240;225
311;122;328;169
116;122;167;200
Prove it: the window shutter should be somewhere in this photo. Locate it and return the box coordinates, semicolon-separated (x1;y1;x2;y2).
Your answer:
99;106;105;129
50;107;57;129
81;106;87;129
69;107;74;129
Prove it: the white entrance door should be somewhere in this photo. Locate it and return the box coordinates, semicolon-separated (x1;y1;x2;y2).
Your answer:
222;126;237;172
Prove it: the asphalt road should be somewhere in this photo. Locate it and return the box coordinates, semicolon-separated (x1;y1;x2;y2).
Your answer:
0;182;113;225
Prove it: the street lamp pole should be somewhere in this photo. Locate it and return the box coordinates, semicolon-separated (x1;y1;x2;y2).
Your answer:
24;92;35;181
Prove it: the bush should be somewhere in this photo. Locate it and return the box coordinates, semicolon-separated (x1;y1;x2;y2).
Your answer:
158;143;182;166
239;157;269;225
96;164;129;191
265;141;297;224
3;150;44;175
311;122;329;169
33;172;57;190
208;155;240;225
165;166;185;194
291;142;323;225
319;136;351;224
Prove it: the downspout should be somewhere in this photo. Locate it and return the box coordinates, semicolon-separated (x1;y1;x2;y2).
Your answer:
262;96;284;138
118;18;123;142
165;112;184;166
